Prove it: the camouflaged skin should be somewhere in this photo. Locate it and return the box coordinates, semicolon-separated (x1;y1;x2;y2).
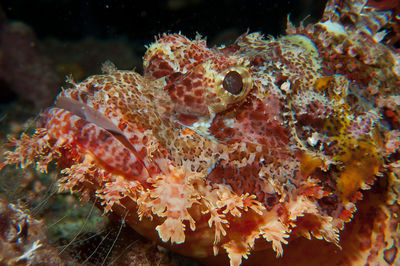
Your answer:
3;0;400;265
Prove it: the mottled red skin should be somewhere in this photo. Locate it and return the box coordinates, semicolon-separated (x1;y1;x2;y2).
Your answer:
3;0;400;265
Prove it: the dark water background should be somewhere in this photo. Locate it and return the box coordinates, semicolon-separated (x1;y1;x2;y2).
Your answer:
2;0;326;42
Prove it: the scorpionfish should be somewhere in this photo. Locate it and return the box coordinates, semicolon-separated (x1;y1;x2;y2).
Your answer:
3;0;400;265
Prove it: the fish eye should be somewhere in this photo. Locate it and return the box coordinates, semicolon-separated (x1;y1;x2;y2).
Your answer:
223;70;243;95
211;65;252;113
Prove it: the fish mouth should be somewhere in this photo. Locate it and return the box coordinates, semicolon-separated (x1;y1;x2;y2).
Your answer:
55;95;151;181
56;96;123;135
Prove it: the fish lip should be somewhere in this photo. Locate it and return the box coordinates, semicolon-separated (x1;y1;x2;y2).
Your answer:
55;95;151;179
55;95;123;135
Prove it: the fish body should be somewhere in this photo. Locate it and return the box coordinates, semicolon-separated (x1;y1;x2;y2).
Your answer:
4;1;400;265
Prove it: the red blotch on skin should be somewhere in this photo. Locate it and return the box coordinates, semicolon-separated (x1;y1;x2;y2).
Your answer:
184;95;196;105
176;85;185;97
137;148;148;160
250;55;265;67
182;77;193;89
147;55;175;79
176;113;199;126
193;82;203;91
209;117;235;140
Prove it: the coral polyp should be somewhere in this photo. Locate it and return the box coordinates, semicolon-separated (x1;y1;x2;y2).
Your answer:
2;0;400;265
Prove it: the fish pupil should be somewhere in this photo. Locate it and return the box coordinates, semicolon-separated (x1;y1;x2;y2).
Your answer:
223;71;243;95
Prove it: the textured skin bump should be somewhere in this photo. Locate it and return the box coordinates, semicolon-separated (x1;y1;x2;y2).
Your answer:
3;1;400;265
